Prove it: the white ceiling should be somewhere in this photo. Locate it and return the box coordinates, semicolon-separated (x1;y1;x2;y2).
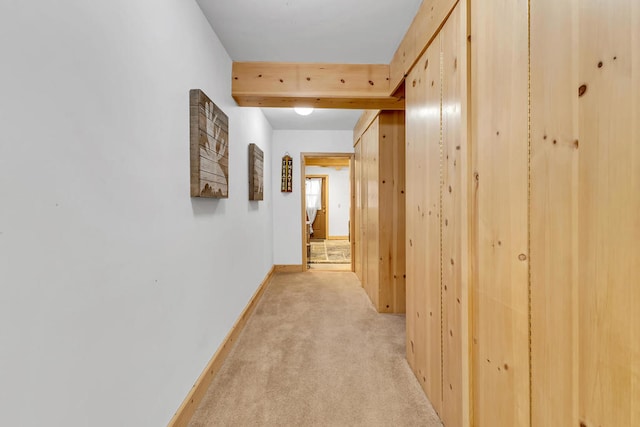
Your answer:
196;0;421;130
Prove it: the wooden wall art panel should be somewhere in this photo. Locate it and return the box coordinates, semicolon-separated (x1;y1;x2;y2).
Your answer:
248;143;264;201
189;89;229;198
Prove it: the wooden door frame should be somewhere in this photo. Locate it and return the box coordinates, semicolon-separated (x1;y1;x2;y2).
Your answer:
305;174;329;240
300;152;355;271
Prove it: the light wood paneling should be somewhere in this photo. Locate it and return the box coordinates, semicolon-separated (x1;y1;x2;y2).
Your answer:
405;36;443;414
354;110;380;144
354;140;363;282
441;5;465;426
578;1;640;426
168;267;276;427
390;0;459;92
530;0;579;425
355;113;406;314
378;111;406;313
364;119;380;308
470;0;530;425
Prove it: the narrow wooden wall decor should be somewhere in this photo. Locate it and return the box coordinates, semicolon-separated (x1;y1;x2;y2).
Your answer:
189;89;229;198
248;143;264;201
281;154;292;192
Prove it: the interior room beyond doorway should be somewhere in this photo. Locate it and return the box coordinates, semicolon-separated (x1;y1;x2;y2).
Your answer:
301;154;354;272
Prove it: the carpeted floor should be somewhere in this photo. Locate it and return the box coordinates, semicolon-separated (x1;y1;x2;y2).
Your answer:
309;240;351;264
188;271;443;427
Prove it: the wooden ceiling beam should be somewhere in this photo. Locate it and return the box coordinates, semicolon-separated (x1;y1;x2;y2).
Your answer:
232;62;404;110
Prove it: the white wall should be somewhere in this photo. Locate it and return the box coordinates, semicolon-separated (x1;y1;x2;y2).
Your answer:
272;131;353;264
0;1;273;426
306;166;351;238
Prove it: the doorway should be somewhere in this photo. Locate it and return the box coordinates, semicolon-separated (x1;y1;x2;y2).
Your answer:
300;153;355;272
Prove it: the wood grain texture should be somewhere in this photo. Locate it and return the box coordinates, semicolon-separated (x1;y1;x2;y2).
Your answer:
354;140;363;282
405;37;443;415
355;114;406;313
362;119;380;308
189;89;229;198
233;62;391;96
530;0;579;425
390;0;459;92
440;5;465;426
233;94;404;110
578;0;640;425
232;63;403;110
470;0;530;425
353;110;380;145
248;143;264;201
168;266;276;427
378;111;406;313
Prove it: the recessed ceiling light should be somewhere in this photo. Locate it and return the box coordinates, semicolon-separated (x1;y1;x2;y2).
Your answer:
294;107;314;116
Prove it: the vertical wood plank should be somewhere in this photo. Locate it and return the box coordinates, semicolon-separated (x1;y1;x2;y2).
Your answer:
354;140;363;282
378;114;394;312
391;111;407;314
470;0;530;425
364;119;380;309
406;37;444;415
530;0;579;425
441;5;464;426
578;0;640;425
378;111;407;313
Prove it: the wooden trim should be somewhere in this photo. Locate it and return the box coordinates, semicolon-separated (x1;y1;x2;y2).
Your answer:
327;236;349;241
232;94;404;110
301;153;355;273
274;264;305;273
305;157;350;167
167;266;276;427
232;62;404;110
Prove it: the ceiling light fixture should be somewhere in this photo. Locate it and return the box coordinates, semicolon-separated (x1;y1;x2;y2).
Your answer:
294;107;314;116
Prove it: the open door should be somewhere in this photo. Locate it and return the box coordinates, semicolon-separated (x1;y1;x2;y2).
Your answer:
306;176;328;240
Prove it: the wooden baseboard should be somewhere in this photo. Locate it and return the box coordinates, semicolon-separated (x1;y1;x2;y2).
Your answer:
274;264;304;273
167;265;275;427
327;236;349;240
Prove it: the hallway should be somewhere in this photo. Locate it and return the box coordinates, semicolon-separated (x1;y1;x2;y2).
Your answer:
189;272;442;426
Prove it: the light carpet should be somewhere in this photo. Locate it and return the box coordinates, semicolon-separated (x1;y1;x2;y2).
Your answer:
188;271;442;427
